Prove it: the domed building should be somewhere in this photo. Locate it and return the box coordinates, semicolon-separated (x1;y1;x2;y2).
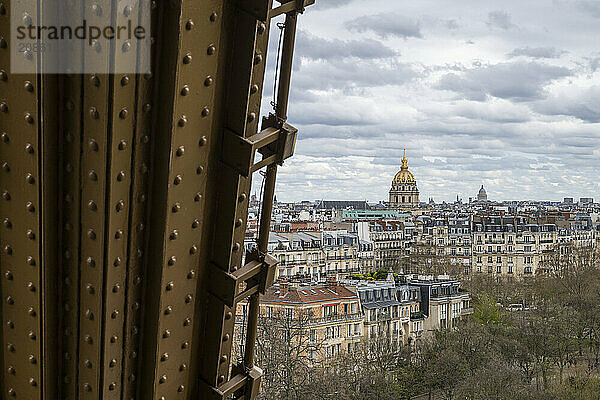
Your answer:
477;185;488;202
389;150;420;209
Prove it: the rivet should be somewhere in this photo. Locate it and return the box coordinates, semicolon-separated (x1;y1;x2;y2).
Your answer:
3;218;11;228
8;388;15;397
124;5;132;16
24;81;34;92
163;329;171;338
197;166;204;175
199;136;208;146
113;284;120;293
233;243;241;252
257;23;266;35
89;107;99;119
194;192;202;202
109;359;117;368
87;257;96;267
187;270;196;279
159;375;167;384
122;40;131;52
207;44;216;55
0;38;6;49
189;245;198;255
182;341;190;349
166;282;174;291
210;12;218;22
108;382;116;391
118;140;127;150
116;200;125;212
239;193;247;203
170;230;179;240
115;230;123;239
27;282;36;292
110;335;117;343
90;75;101;87
0;101;7;112
28;307;36;317
143;103;152;112
218;375;225;384
5;271;13;280
117;171;126;181
29;378;37;387
119;108;128;119
164;306;173;315
111;310;119;319
184;318;191;327
92;3;102;16
88;139;99;151
2;161;9;171
180;363;187;371
186;19;194;30
88;200;97;211
27;256;36;265
192;219;200;229
225;311;233;320
176;146;185;156
7;366;15;375
174;175;182;185
179;115;188;127
250;84;259;94
25;143;34;153
0;70;6;81
183;53;192;64
178;385;185;392
29;355;37;364
172;203;181;213
204;76;213;86
113;257;121;267
6;297;14;305
247;112;256;122
83;383;92;392
185;294;193;304
254;53;263;65
87;229;96;240
121;76;129;86
26;173;35;184
201;107;210;117
26;229;35;239
85;309;94;320
84;335;93;344
86;284;95;294
181;85;190;96
220;355;228;363
1;132;9;143
223;334;230;342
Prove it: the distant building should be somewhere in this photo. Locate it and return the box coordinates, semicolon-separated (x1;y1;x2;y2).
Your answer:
563;197;574;204
580;197;594;204
389;149;420;209
477;185;488;202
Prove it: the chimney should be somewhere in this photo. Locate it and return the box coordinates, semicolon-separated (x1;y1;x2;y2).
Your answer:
280;281;289;296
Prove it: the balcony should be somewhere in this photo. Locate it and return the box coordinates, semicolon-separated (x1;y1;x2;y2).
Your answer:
309;312;363;325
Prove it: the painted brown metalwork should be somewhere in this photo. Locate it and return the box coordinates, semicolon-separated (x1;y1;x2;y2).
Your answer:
0;0;311;399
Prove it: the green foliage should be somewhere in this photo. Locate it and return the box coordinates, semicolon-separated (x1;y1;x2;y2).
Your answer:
472;295;505;326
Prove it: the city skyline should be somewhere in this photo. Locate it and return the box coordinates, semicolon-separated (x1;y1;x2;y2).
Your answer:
260;0;600;203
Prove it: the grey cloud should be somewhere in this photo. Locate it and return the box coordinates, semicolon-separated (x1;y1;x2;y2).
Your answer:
535;86;600;122
577;1;600;18
486;11;515;30
436;61;571;101
295;31;397;60
292;58;417;91
345;13;423;39
507;46;566;59
312;0;355;10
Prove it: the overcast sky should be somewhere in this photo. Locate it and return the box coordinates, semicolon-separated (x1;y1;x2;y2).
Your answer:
261;0;600;203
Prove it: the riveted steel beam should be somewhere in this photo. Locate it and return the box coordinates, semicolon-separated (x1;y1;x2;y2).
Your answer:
0;1;310;399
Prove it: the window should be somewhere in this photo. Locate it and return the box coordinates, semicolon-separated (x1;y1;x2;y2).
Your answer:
497;256;501;263
497;265;501;274
310;329;316;343
323;305;337;316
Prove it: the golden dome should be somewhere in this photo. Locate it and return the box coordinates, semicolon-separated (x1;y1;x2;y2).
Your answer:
392;149;417;185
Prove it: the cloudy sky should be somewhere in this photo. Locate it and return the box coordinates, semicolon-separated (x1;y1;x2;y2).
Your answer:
261;0;600;203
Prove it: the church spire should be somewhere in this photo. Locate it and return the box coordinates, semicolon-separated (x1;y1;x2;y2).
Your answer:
401;148;408;171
